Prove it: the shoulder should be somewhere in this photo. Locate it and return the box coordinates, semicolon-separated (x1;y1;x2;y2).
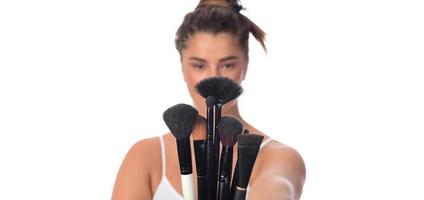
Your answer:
126;136;161;165
114;136;164;176
111;135;165;199
261;139;306;174
131;135;161;154
252;138;306;199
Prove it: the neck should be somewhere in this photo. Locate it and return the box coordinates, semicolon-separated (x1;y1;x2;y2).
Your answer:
192;101;264;140
197;101;247;127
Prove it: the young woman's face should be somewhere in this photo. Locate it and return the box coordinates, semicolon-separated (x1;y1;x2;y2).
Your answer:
181;32;248;114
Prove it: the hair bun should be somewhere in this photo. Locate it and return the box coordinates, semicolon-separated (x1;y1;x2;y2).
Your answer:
232;2;244;13
198;0;244;13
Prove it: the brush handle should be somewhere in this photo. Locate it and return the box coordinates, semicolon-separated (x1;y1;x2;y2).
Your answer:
218;181;231;200
230;160;239;198
176;139;193;174
206;103;216;200
207;104;214;141
211;103;223;199
197;175;207;200
181;174;195;200
233;188;246;200
206;141;216;200
194;140;207;200
218;146;233;200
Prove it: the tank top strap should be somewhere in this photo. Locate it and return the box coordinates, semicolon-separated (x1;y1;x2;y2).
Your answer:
159;135;166;177
259;137;272;150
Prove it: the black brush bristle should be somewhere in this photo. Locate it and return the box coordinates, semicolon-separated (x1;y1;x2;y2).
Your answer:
238;134;264;146
162;104;199;139
194;77;243;104
237;134;264;188
217;116;243;146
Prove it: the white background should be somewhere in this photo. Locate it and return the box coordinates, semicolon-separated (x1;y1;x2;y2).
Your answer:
1;0;423;199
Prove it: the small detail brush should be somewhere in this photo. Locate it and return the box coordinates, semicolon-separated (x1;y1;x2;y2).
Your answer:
217;117;243;200
163;104;198;200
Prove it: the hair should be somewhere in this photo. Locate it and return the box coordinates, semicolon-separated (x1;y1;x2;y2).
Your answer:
175;0;266;59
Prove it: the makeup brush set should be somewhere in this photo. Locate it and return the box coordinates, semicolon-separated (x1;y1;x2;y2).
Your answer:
162;77;264;200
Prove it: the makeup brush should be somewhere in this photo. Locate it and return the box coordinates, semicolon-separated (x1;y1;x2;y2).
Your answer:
195;76;243;132
217;117;243;200
233;134;264;200
205;96;217;200
162;104;198;200
193;116;207;200
195;77;243;150
229;128;249;198
195;77;244;104
194;140;206;200
195;77;243;199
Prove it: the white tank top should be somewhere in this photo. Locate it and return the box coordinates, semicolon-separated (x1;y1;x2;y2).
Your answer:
152;135;272;200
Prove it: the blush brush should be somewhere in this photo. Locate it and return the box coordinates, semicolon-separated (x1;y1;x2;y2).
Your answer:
162;104;198;200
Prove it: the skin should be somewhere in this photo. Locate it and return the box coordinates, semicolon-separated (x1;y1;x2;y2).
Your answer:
112;32;306;200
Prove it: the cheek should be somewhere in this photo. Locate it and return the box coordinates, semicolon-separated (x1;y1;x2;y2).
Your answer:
225;65;247;84
182;66;204;88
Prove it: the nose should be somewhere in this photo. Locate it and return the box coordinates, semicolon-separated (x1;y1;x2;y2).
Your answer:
208;65;221;77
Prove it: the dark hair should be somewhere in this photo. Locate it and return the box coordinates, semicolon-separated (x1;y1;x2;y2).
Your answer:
175;0;266;58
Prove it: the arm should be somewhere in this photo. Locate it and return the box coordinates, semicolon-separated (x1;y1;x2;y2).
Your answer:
247;145;306;200
112;138;158;200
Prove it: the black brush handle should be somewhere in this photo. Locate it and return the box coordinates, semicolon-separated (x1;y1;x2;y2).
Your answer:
218;147;233;200
218;181;231;200
207;103;214;142
233;189;246;200
206;141;215;200
194;140;207;200
212;102;223;200
176;138;192;175
198;175;207;200
206;103;216;200
230;160;239;198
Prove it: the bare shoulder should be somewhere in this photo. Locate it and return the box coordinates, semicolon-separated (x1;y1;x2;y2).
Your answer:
111;135;162;200
261;139;306;174
123;136;162;169
249;138;306;199
132;136;161;155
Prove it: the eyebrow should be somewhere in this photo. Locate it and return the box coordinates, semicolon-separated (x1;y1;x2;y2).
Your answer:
188;56;239;62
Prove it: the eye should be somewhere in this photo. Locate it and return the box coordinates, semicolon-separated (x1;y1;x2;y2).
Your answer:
221;63;236;69
192;63;205;70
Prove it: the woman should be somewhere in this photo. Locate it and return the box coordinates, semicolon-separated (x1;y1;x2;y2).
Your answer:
112;0;306;199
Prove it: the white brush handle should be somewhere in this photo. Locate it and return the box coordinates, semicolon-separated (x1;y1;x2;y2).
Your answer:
181;174;195;200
